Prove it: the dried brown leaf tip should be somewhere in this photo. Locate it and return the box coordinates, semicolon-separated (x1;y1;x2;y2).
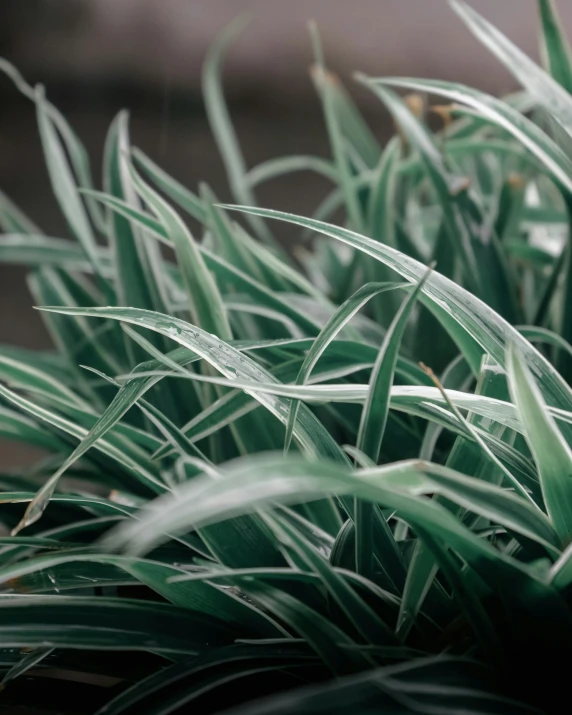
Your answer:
431;103;459;132
393;93;425;147
7;577;29;594
508;172;525;190
404;93;425;120
309;64;340;88
418;361;438;384
449;175;471;196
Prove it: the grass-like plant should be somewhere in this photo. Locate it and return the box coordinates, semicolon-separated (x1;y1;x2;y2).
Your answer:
1;1;572;713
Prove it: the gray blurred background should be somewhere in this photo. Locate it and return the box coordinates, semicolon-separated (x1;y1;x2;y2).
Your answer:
1;0;571;466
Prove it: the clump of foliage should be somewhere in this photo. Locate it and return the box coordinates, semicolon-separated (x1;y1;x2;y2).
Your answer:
1;1;572;713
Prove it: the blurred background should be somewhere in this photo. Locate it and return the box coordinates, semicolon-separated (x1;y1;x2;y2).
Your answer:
0;0;571;466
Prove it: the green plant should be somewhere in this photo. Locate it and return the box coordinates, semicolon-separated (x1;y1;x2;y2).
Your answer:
1;1;572;713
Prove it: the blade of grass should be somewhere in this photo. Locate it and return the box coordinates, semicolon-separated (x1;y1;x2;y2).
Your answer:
0;552;280;635
537;0;572;93
103;113;170;321
0;59;106;233
355;271;430;579
132;147;206;222
366;76;572;195
310;25;364;234
0;234;111;274
101;455;553;602
0;647;54;689
39;306;349;465
245;156;338;188
358;79;518;322
35;86;105;277
223;206;572;416
0;383;167;534
284;281;405;454
264;513;397;646
0;596;233;654
0;191;42;234
507;344;572;544
129;166;232;341
79;190;325;336
202;18;274;245
452;1;572;132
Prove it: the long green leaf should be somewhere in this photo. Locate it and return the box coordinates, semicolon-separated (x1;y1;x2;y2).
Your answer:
452;1;572;132
359;79;518;321
35;87;104;276
310;27;363;233
285;282;404;453
0;552;279;635
245;155;338;188
0;383;166;534
355;272;429;578
223;206;572;414
103;113;169;322
537;0;572;93
264;513;396;646
370;76;572;196
0;596;233;654
357;272;428;464
132;147;206;222
202;19;273;245
0;192;42;235
129;166;232;341
0;60;106;233
0;234;109;274
507;344;572;543
39;306;348;465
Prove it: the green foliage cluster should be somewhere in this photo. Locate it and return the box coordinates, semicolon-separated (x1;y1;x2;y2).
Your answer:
1;1;572;713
